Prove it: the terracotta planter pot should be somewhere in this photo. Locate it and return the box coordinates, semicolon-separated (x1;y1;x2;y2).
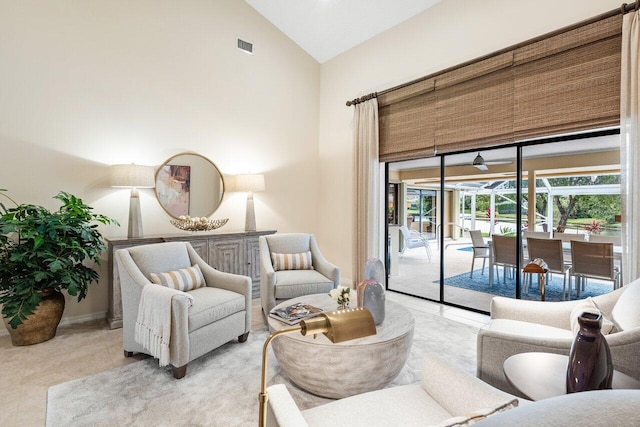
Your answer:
2;290;65;346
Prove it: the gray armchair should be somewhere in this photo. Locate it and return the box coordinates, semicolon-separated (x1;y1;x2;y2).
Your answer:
477;279;640;396
260;233;340;314
116;242;251;379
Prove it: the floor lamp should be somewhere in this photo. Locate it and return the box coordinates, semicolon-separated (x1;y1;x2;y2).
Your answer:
233;173;265;232
259;308;376;427
110;164;155;238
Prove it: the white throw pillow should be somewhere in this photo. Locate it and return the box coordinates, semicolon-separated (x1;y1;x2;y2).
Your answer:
570;297;615;335
611;279;640;331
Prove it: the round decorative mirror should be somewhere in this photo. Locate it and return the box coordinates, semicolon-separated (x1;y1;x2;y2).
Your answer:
155;153;224;219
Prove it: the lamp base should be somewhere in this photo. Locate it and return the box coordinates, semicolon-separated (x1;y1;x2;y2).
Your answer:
128;189;143;238
245;192;256;232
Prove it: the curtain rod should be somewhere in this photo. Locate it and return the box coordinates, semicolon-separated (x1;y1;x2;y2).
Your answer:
345;1;638;107
346;92;378;107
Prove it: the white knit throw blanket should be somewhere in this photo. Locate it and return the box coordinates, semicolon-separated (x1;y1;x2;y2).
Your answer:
135;284;194;367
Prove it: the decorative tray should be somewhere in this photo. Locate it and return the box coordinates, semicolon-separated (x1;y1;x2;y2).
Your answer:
170;217;229;232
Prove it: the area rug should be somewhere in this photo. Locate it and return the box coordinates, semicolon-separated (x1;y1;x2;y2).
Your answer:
442;268;612;301
46;306;479;427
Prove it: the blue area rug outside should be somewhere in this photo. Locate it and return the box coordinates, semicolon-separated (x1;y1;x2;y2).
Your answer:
442;268;612;301
456;246;474;252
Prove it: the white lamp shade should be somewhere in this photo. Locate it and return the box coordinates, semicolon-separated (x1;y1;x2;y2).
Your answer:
110;164;155;188
231;173;265;192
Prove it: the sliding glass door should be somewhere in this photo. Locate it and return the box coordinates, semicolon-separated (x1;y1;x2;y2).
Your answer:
406;188;437;238
442;148;518;311
520;138;621;301
387;157;440;300
385;131;621;313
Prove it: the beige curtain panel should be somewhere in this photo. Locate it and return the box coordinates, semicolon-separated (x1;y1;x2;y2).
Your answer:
621;9;640;283
379;14;622;161
353;98;381;284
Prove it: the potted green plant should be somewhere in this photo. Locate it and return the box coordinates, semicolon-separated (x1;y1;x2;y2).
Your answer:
0;190;117;345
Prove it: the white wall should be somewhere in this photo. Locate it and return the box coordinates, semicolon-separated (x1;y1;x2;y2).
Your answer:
0;0;320;320
317;0;622;284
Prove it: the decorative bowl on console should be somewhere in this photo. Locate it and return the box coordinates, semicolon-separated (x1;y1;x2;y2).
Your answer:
170;216;228;232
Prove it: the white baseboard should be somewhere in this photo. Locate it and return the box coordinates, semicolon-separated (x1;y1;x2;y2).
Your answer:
0;311;107;337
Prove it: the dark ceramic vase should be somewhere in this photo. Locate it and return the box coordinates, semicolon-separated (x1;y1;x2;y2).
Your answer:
566;311;613;393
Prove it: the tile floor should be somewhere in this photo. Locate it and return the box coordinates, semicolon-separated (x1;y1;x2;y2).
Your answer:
389;237;496;312
0;294;488;427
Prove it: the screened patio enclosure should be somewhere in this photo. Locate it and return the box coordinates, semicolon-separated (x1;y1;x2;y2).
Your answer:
387;133;622;313
456;175;621;239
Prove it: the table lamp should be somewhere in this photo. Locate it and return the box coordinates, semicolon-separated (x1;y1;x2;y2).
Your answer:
259;307;376;427
110;164;155;238
232;173;265;232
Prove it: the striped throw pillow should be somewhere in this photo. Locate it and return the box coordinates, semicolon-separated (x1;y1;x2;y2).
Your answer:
149;264;206;292
271;251;314;271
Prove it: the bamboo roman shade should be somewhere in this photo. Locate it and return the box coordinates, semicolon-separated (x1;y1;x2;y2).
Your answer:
513;16;622;140
378;14;622;162
378;79;436;162
435;52;514;154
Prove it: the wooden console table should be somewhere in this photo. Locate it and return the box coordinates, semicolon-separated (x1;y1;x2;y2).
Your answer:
105;229;276;329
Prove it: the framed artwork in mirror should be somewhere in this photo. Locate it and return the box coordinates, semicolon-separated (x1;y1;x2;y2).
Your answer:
156;165;191;217
154;153;225;220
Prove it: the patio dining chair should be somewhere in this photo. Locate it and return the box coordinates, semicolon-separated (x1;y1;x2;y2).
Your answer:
553;232;586;243
569;240;620;300
469;230;489;278
525;237;571;299
491;235;520;285
524;230;552;240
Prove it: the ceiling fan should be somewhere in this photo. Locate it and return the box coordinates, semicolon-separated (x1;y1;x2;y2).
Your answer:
471;153;512;171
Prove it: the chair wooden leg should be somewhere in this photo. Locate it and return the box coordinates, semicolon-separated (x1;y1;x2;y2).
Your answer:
172;364;187;379
238;332;249;343
124;350;134;358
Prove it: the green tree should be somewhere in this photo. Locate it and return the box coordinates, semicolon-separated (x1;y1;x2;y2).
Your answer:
542;176;620;231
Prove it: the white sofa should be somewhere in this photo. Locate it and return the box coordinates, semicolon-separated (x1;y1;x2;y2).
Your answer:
266;352;640;427
477;279;640;396
266;353;519;427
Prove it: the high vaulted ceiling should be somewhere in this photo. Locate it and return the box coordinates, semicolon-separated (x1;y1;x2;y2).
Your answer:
244;0;441;63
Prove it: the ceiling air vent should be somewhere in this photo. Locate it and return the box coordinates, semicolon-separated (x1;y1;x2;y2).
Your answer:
237;38;254;55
